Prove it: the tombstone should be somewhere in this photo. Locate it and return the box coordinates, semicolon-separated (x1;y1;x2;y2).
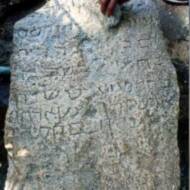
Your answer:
4;0;180;189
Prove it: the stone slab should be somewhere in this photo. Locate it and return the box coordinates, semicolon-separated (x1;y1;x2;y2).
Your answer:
5;0;180;189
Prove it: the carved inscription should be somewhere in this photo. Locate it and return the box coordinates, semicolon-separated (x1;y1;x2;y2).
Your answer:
5;0;180;189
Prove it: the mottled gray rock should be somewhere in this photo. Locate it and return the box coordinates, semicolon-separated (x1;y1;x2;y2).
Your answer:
5;0;180;189
158;1;189;64
157;4;189;189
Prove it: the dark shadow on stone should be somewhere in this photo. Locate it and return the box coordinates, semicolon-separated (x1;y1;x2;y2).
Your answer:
158;3;189;188
0;0;47;24
0;0;46;189
159;6;189;41
0;22;12;190
0;107;8;190
0;73;10;190
173;59;189;190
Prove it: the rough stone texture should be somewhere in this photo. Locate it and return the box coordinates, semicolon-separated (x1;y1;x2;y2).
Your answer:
158;3;189;189
4;0;180;189
158;0;189;66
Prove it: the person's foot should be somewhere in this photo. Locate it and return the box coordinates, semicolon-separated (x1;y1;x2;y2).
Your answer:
163;0;189;5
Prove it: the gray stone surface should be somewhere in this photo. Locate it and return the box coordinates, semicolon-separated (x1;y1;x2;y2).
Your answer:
158;1;189;64
5;0;180;189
